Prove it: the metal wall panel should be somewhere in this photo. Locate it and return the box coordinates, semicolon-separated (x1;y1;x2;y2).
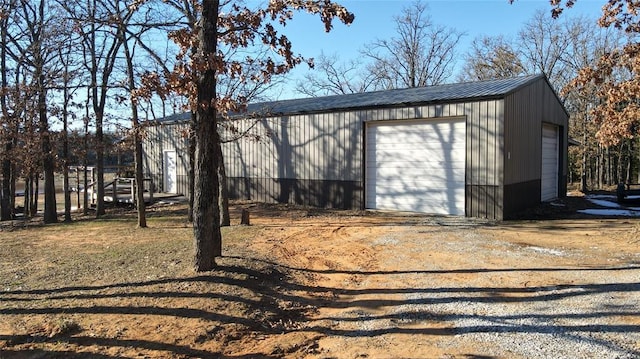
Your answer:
223;111;366;182
504;78;569;185
217;99;506;216
463;100;504;219
502;77;569;217
504;82;569;173
141;121;190;196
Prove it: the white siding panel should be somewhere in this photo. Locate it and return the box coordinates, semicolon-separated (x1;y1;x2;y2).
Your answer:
365;118;466;215
541;124;559;201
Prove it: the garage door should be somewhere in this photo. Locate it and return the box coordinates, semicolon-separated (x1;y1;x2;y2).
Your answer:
541;124;559;201
365;118;466;215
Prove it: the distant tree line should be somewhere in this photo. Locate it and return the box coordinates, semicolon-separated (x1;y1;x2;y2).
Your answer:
0;0;186;223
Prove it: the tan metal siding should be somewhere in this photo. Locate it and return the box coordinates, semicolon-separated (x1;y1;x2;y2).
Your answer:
502;77;569;217
462;100;504;219
504;78;569;185
145;97;508;218
219;111;365;207
223;99;504;217
141;121;190;196
244;111;364;182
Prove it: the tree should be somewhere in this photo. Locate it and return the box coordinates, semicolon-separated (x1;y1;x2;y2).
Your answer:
572;3;640;147
56;41;82;222
458;35;525;81
180;0;354;271
464;4;631;189
296;52;384;96
137;0;268;227
0;0;15;221
6;0;66;223
362;0;463;88
558;15;625;190
518;1;640;147
526;0;640;186
517;10;575;91
118;3;147;228
61;0;128;218
461;9;582;92
108;0;175;228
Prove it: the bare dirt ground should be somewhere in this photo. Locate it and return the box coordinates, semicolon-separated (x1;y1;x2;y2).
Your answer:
1;192;639;358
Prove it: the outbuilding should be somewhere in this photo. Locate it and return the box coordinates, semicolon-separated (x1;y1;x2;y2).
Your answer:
142;74;568;220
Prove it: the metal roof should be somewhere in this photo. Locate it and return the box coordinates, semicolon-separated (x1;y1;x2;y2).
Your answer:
158;74;544;122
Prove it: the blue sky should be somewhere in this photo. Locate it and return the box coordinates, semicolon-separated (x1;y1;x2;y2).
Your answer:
271;0;607;99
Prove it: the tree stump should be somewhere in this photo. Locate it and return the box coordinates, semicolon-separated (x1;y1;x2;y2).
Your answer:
241;209;250;225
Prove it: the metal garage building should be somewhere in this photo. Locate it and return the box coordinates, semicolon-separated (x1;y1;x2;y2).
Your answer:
142;74;568;220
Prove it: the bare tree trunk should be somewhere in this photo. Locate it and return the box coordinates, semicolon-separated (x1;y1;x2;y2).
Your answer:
590;155;595;189
188;130;195;222
39;84;57;224
31;174;39;217
121;24;146;228
193;0;222;271
597;147;602;189
133;131;147;227
618;142;625;184
0;11;11;221
86;0;106;217
85;0;122;218
63;155;71;222
95;116;105;217
24;177;31;216
625;141;632;184
217;141;230;227
62;75;72;223
9;158;15;216
83;104;89;215
76;168;80;212
26;0;57;224
581;113;588;192
1;149;11;220
604;148;609;186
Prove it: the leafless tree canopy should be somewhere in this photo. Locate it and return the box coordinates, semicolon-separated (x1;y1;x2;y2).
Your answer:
297;1;464;96
458;35;525;82
362;1;463;89
295;52;384;96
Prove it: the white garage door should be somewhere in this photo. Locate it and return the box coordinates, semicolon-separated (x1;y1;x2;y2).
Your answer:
365;118;466;215
541;124;559;201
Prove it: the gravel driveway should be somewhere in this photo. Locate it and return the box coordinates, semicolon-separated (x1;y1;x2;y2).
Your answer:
253;215;640;358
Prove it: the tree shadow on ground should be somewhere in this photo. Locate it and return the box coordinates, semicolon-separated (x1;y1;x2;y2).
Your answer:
2;256;640;357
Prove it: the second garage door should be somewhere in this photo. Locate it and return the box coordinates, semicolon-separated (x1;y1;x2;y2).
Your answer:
541;123;559;201
365;118;466;215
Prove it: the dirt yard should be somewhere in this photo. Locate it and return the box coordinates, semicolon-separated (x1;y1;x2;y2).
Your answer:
1;193;639;358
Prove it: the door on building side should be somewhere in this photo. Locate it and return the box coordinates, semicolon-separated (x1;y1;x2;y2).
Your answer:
163;150;178;194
